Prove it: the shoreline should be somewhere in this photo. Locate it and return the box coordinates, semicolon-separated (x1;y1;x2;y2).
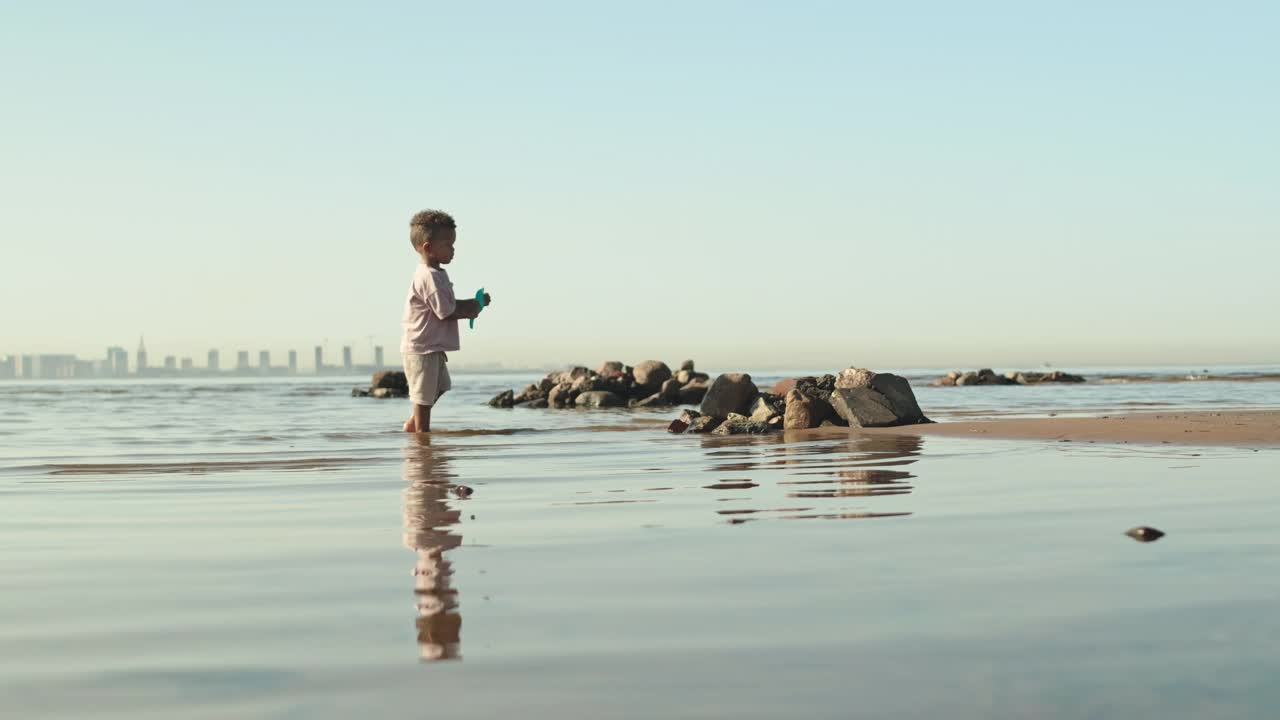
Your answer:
858;410;1280;447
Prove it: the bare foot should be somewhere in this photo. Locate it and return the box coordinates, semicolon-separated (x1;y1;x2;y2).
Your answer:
402;418;417;432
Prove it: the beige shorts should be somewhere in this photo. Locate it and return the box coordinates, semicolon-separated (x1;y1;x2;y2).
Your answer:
403;352;451;406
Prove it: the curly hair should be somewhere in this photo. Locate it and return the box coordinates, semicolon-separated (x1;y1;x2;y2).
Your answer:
409;209;456;251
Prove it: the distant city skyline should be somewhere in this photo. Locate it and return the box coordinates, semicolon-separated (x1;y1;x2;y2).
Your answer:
0;339;394;380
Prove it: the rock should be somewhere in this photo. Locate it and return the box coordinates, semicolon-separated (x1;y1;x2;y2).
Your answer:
633;392;674;408
660;377;684;401
488;389;515;408
686;415;722;433
935;375;956;387
538;377;556;393
513;384;545;403
748;396;780;423
1043;370;1086;383
699;373;759;419
571;375;602;394
575;390;625;408
711;413;771;435
680;360;696;372
452;485;474;499
868;373;929;424
783;388;834;429
633;360;673;391
1125;526;1165;542
548;366;591;385
677;408;702;425
767;415;784;430
675;369;694;385
828;388;900;427
351;388;370;397
518;397;549;409
371;370;409;395
371;387;396;399
547;383;579;408
955;371;981;386
835;367;876;390
597;361;625;376
678;380;709;405
770;377;810;396
668;417;690;433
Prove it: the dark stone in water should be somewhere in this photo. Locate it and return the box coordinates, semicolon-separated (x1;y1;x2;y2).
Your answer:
1125;526;1165;542
453;485;474;498
488;389;515;408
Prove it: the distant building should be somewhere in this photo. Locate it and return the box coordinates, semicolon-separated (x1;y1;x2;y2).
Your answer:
207;349;220;372
74;360;95;378
259;350;270;371
21;355;36;379
181;357;194;371
110;348;127;376
0;355;16;379
136;337;148;375
288;350;298;374
343;346;353;371
106;346;128;376
375;345;384;368
37;354;76;379
164;355;177;371
237;351;250;370
314;346;323;373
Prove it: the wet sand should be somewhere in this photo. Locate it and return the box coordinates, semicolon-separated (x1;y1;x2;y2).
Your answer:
865;410;1280;447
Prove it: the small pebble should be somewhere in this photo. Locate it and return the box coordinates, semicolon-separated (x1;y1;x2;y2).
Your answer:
452;485;474;499
1125;526;1165;542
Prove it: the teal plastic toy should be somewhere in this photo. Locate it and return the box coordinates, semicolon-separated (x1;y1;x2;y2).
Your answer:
469;288;487;329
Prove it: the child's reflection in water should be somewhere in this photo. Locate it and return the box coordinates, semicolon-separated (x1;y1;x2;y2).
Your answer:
402;436;463;661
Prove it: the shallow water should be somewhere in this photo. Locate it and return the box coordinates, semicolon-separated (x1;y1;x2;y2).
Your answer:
3;370;1280;718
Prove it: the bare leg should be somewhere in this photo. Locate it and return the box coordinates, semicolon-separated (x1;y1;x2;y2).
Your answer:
412;403;433;433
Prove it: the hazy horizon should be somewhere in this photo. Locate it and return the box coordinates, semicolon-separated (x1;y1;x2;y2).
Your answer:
3;2;1276;368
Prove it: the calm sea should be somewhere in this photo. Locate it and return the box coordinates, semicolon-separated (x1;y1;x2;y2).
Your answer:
3;367;1280;719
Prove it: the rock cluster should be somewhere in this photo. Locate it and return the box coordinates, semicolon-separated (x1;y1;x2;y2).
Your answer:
668;368;931;436
352;370;410;398
934;369;1086;386
487;360;711;409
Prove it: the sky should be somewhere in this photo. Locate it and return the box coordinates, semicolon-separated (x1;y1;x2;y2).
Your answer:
2;1;1276;371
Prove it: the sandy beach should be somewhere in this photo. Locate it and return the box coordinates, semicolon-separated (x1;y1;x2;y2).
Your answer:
866;410;1280;447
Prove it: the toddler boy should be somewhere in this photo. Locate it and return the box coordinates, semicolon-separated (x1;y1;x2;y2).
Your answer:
401;209;491;432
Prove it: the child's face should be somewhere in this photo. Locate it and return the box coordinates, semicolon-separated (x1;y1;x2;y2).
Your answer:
425;228;457;265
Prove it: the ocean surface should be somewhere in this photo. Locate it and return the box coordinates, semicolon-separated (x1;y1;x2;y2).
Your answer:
3;366;1280;719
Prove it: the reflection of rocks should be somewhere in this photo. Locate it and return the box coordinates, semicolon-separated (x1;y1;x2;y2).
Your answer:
486;358;710;410
935;368;1086;386
402;437;464;662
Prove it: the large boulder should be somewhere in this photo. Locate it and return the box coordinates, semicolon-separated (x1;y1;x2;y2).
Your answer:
783;388;835;429
488;390;515;408
699;373;759;419
547;383;579;408
371;370;409;395
548;366;591;385
868;373;928;424
633;360;673;391
835;367;876;390
597;361;625;377
828;374;929;428
678;380;709;405
575;390;625;408
686;415;722;434
659;377;684;401
828;388;900;427
680;360;696;372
